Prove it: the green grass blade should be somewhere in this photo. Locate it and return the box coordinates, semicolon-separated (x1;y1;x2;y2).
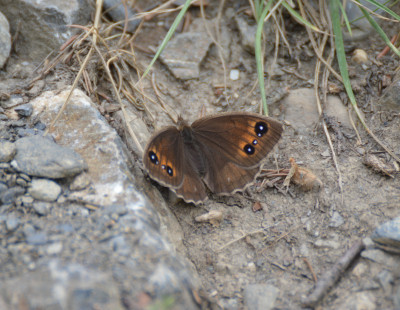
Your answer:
361;0;400;20
255;0;274;115
330;0;365;125
359;5;400;57
141;0;193;80
337;0;352;36
281;1;320;32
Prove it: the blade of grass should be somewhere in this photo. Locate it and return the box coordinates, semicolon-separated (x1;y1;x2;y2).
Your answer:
330;0;400;163
255;0;274;115
281;1;321;32
138;0;193;83
359;5;400;57
360;0;400;20
337;0;352;36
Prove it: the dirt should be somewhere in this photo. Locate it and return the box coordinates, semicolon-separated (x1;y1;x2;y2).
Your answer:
3;1;400;309
132;4;400;309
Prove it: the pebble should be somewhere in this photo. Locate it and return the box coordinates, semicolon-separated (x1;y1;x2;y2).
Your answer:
18;195;34;207
103;0;141;33
283;88;320;134
376;269;393;293
0;186;25;204
0;140;16;162
361;249;400;269
29;179;62;202
0;182;7;195
2;94;23;109
243;284;279;310
329;211;345;228
371;216;400;250
314;239;340;249
69;172;91;191
32;201;52;215
160;26;213;80
14;103;33;117
13;135;87;179
26;231;48;245
5;217;20;231
339;291;376;310
234;14;274;55
46;242;63;255
229;69;240;81
15;177;28;187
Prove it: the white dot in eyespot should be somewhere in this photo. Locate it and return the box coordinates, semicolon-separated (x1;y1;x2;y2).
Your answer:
161;165;166;169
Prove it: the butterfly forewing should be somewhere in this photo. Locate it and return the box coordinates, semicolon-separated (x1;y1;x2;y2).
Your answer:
191;112;282;169
143;127;185;188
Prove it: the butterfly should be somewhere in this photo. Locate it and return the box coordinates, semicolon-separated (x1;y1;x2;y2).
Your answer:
143;112;283;204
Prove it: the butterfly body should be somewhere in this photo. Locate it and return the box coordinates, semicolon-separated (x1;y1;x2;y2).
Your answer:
143;112;283;205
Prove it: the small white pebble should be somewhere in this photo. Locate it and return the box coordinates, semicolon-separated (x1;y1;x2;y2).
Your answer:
352;49;369;64
229;69;240;81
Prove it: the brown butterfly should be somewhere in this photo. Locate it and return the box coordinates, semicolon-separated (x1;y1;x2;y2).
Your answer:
143;112;283;205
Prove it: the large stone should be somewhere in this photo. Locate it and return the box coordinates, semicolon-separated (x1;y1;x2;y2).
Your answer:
12;135;87;179
0;11;11;68
160;20;213;80
0;0;92;62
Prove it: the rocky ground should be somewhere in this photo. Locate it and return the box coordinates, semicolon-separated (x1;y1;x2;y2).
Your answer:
0;1;400;310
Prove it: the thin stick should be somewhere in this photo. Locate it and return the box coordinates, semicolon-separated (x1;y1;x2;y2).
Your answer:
303;257;318;283
302;239;365;308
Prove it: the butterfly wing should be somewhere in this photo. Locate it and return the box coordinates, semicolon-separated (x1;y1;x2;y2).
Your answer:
143;126;207;204
191;112;282;195
143;126;184;188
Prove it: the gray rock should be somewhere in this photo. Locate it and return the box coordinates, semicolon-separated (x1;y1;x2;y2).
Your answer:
26;231;48;245
18;194;34;207
69;172;91;191
0;0;92;62
160;30;213;80
0;182;7;195
329;211;345;228
28;179;62;202
32;201;52;215
376;269;393;293
394;285;400;310
284;88;320;134
361;249;400;270
0;186;25;204
103;0;141;33
0;11;10;68
314;238;340;249
31;89;143;207
13;135;87;179
1;94;23;109
371;216;400;250
0;261;124;310
14;103;33;117
378;70;400;112
15;177;28;187
234;14;274;55
46;242;63;255
0;140;16;162
243;284;279;310
336;291;376;310
344;1;385;42
5;217;20;231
